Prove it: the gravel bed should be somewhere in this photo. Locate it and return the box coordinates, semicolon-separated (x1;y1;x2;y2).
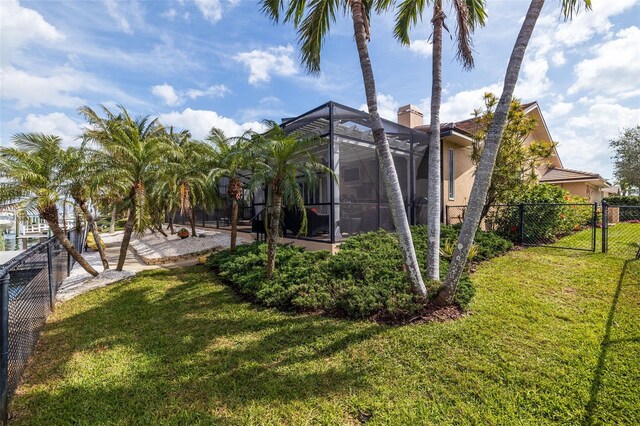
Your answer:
57;268;135;302
129;231;243;264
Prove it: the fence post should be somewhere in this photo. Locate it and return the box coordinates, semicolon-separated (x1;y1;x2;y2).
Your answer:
518;203;525;246
601;201;608;253
592;203;597;252
445;205;449;226
46;242;55;312
0;269;10;425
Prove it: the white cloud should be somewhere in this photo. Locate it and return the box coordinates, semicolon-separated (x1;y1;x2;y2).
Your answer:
359;93;400;122
151;83;181;106
104;0;134;34
186;84;230;100
234;45;297;85
151;83;229;105
409;39;433;57
550;101;640;179
8;112;83;146
0;66;143;109
549;102;573;117
158;108;265;139
568;26;640;98
551;52;566;67
0;0;65;62
162;8;177;20
193;0;243;23
194;0;222;22
436;83;502;122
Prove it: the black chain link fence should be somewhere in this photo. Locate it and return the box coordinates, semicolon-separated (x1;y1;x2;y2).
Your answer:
0;228;86;423
446;203;598;252
602;203;640;259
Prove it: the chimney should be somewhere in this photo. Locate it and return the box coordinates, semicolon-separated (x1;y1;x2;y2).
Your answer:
397;104;424;128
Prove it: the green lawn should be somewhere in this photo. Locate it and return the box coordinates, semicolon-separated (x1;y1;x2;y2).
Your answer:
10;244;640;424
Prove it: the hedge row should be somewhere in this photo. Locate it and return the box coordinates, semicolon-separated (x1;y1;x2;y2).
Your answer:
207;225;513;321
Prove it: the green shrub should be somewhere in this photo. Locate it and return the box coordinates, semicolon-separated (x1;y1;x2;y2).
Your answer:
604;195;640;206
208;226;512;321
495;184;592;243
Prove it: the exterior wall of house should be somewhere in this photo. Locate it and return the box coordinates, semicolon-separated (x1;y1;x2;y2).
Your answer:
441;139;475;208
554;181;603;203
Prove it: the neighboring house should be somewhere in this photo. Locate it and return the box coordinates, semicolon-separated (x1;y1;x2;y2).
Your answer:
239;100;612;245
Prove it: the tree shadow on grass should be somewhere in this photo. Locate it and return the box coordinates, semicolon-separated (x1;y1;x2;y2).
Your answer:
10;267;386;424
583;259;640;425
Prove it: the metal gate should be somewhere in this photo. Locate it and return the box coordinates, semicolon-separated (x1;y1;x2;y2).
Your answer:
602;201;640;258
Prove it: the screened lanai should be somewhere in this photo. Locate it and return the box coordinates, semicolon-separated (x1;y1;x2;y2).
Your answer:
257;101;430;243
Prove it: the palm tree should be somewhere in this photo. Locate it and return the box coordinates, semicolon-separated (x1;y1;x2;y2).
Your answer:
0;133;99;276
207;128;253;252
260;0;427;296
438;0;592;305
250;123;333;278
394;0;487;281
80;105;166;271
158;129;218;237
60;146;110;270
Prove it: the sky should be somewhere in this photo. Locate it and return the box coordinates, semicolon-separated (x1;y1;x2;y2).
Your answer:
1;0;639;181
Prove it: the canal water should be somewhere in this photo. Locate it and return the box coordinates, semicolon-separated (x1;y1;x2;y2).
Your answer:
0;233;46;252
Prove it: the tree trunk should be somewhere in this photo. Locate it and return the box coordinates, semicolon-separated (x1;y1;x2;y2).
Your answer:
168;209;175;234
230;198;239;252
117;206;135;271
266;191;282;279
76;199;109;270
427;0;444;281
40;205;98;277
110;205;117;234
189;207;197;237
156;224;168;237
349;0;427;297
438;0;545;305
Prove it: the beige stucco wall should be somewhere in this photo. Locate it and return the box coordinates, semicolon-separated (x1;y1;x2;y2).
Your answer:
442;139;475;208
554;181;603;203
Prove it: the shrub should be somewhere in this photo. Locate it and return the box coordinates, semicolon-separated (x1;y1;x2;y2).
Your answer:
85;232;105;251
604;195;640;206
495;184;592;243
208;225;512;321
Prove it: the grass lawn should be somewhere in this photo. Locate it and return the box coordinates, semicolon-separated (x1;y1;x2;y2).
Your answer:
10;243;640;424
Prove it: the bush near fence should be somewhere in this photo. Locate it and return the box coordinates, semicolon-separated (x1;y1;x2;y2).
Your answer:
604;196;640;222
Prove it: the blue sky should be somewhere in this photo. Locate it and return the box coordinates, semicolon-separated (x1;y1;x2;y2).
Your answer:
1;0;639;180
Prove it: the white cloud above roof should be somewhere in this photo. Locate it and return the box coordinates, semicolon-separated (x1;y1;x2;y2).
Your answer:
158;108;265;139
234;45;298;85
568;26;640;98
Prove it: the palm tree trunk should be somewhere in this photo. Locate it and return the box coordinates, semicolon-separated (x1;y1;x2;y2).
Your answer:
266;191;282;279
438;0;545;305
76;199;109;270
230;198;239;252
189;207;197;237
41;206;98;277
427;0;444;281
110;205;117;234
117;206;135;271
168;209;175;234
349;0;427;297
156;224;168;237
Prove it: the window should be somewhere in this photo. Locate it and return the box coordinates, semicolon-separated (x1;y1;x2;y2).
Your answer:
448;148;455;200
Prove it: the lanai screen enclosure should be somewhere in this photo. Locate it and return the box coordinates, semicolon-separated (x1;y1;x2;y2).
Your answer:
250;101;430;243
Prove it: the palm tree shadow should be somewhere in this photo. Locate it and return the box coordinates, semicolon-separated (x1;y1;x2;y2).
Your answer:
583;259;638;425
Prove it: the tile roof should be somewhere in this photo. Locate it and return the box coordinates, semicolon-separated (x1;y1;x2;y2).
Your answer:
540;167;604;182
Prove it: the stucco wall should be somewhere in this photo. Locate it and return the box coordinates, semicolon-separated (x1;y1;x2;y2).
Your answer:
442;139;475;208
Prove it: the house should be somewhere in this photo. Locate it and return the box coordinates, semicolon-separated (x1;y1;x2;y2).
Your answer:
227;100;612;246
